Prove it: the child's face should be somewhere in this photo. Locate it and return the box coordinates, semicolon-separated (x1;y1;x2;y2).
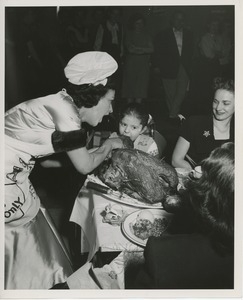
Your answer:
119;114;144;142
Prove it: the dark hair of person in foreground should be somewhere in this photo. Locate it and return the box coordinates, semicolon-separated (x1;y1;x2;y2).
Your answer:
126;142;234;289
186;141;234;255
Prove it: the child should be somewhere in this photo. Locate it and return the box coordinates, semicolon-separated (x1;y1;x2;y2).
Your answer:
110;103;159;157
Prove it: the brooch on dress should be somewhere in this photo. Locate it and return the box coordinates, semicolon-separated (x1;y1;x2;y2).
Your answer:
203;130;210;138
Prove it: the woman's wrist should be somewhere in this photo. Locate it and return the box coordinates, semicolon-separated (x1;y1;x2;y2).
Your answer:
100;140;113;152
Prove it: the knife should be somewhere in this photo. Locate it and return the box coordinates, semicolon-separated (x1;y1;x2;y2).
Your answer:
86;181;123;198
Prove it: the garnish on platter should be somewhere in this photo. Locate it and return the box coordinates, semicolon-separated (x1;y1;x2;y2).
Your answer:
101;204;127;226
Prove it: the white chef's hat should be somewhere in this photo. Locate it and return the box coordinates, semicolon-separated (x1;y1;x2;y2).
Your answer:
64;51;118;86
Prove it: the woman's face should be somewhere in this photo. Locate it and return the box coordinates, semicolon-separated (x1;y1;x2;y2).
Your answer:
82;89;115;127
119;114;144;142
213;89;235;121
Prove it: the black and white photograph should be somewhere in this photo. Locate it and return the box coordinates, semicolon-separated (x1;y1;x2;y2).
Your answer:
1;0;242;299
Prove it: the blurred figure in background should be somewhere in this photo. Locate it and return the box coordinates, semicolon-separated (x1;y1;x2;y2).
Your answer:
65;8;89;58
153;9;194;120
15;8;44;100
94;7;123;65
14;8;67;101
93;7;124;95
88;7;105;51
121;13;153;104
218;18;234;79
188;15;224;115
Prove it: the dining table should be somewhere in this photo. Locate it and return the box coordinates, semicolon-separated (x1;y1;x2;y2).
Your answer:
69;175;153;262
69;170;191;289
67;169;189;289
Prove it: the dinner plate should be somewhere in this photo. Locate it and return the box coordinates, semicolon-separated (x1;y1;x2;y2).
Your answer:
86;175;163;209
121;209;173;247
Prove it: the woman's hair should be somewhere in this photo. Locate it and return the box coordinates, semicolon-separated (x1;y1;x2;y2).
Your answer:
119;103;149;128
65;78;116;108
187;142;234;254
213;77;234;94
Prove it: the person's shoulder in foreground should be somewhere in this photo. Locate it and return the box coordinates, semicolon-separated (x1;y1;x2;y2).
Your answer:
128;233;234;289
127;142;234;289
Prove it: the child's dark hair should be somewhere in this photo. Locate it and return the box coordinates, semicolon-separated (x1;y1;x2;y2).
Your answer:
65;78;116;108
119;103;155;136
119;103;148;127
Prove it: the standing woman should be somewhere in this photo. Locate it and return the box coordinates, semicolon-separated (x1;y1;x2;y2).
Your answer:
5;51;124;289
172;77;234;170
188;16;222;115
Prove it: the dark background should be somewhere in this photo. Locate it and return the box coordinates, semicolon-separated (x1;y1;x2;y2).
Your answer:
5;5;234;110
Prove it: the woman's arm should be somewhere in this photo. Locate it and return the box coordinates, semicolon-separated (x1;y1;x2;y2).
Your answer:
172;137;192;170
66;137;122;174
40;136;122;173
47;101;123;174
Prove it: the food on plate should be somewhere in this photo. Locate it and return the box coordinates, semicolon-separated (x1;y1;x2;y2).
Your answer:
137;210;155;223
96;149;179;204
130;212;169;240
131;219;153;240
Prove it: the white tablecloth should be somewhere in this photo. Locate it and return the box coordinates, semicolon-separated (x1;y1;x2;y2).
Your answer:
66;249;144;289
69;186;143;262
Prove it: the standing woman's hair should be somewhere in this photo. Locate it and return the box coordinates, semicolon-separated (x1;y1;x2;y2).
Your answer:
188;142;234;254
65;78;116;108
63;51;118;108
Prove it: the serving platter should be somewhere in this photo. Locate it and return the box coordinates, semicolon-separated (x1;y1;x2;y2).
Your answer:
121;209;173;247
86;175;163;209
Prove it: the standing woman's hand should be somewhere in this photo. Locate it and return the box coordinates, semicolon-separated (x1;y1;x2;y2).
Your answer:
102;137;123;150
102;136;133;150
102;136;133;159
